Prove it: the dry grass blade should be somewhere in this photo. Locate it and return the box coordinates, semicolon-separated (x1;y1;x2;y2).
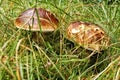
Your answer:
115;67;120;80
93;56;120;80
0;61;15;78
16;38;25;80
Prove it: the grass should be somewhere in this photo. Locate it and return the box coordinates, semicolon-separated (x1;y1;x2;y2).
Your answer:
0;0;120;80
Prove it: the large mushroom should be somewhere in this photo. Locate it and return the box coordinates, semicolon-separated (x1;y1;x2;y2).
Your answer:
66;21;110;52
15;8;59;31
14;8;59;44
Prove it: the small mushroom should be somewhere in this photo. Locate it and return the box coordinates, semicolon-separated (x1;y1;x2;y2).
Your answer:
66;21;110;52
14;8;59;44
15;8;59;31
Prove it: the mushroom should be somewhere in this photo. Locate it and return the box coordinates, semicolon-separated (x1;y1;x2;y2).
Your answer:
66;21;110;52
15;8;59;31
14;8;59;44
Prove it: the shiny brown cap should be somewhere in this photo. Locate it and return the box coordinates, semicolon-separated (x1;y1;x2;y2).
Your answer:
66;21;110;51
15;8;59;32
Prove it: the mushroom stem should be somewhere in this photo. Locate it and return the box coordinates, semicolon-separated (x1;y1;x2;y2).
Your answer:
32;32;46;46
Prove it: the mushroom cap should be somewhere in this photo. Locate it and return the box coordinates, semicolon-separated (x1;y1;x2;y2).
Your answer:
66;21;110;51
15;8;59;32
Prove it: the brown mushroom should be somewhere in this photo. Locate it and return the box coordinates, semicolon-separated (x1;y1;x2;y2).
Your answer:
66;21;110;52
14;8;59;44
15;8;59;32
